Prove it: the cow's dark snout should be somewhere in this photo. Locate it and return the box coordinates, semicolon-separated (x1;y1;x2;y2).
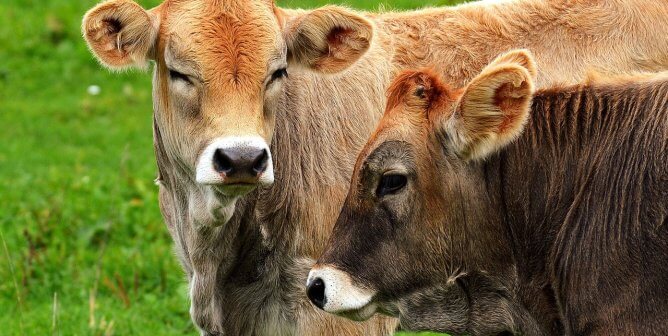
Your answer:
213;147;268;182
307;278;326;309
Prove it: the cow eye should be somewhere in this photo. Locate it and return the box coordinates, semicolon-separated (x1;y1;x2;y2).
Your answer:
377;174;408;197
169;69;192;85
268;68;288;86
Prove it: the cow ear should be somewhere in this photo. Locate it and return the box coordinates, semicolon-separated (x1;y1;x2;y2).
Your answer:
282;6;372;74
82;0;159;70
443;49;536;160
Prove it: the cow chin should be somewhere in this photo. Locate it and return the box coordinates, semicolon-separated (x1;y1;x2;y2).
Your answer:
207;189;239;226
336;301;380;322
188;187;239;228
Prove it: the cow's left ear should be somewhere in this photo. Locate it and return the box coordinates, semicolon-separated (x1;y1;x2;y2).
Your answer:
280;6;372;74
82;0;160;70
442;49;536;160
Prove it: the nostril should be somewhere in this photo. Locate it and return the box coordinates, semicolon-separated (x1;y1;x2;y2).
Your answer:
307;278;326;310
213;149;233;174
252;149;269;175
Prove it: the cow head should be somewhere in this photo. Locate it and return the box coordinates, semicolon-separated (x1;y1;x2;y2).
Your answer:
307;50;536;328
82;0;373;226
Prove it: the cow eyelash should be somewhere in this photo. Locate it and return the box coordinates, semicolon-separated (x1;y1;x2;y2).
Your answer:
267;68;288;86
169;69;192;85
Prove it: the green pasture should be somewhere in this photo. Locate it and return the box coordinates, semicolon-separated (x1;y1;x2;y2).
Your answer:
0;0;464;334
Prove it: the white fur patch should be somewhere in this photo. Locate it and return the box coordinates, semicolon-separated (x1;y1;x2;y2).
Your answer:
306;266;376;314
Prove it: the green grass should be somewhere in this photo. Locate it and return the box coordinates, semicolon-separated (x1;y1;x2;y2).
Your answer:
0;0;463;334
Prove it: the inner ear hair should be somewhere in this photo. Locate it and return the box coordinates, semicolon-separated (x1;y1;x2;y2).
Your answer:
82;0;159;69
446;62;535;161
284;5;372;73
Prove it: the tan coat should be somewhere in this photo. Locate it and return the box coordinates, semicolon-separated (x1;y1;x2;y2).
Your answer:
82;0;668;334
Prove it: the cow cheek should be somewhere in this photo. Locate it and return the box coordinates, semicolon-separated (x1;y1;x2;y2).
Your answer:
375;202;443;296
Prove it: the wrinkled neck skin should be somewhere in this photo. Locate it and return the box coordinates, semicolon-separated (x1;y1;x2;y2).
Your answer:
497;83;667;335
417;82;668;336
154;115;245;267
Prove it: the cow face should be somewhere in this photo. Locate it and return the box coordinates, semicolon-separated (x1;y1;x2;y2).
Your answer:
307;50;536;326
83;0;373;224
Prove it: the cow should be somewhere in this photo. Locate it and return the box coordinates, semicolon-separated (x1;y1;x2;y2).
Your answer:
308;49;668;335
81;0;668;334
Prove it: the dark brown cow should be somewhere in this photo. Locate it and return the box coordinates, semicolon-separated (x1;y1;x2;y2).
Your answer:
308;50;668;335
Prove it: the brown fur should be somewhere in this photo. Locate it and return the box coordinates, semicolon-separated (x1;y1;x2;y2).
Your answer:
82;0;668;334
316;52;668;335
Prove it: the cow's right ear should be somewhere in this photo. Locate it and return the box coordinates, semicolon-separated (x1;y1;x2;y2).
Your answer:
280;6;373;74
82;0;159;70
441;49;537;161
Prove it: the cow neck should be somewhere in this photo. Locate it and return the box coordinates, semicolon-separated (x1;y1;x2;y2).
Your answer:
373;0;570;87
489;85;611;332
497;79;668;299
498;85;602;279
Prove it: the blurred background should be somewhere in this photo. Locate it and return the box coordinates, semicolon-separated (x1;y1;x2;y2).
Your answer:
0;0;463;334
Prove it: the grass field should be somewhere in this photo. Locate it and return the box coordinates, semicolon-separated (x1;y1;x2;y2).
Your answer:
0;0;464;334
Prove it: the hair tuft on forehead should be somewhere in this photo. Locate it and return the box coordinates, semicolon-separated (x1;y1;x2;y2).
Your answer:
385;69;454;116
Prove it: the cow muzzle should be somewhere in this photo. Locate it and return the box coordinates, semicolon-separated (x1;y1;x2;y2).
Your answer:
196;136;274;189
306;266;378;320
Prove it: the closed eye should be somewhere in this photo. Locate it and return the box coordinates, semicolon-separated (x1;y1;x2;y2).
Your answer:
169;69;192;85
267;68;288;87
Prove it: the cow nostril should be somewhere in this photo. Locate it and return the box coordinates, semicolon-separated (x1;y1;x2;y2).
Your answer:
307;278;326;310
252;149;269;175
213;149;233;174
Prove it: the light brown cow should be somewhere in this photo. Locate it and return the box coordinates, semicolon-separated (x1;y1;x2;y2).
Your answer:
82;0;668;334
309;50;668;335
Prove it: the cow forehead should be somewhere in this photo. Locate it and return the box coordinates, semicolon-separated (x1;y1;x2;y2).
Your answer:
368;111;429;154
351;107;441;185
161;0;282;92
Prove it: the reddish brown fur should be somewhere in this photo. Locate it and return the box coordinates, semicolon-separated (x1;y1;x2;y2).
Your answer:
384;70;457;115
